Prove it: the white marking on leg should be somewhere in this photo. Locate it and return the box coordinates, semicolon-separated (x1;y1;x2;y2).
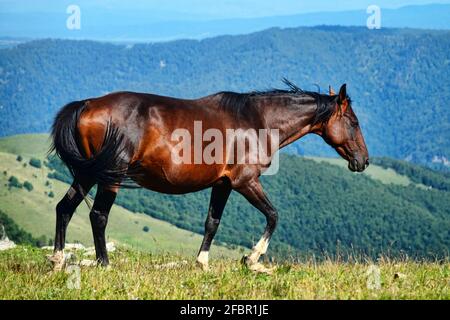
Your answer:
255;236;270;254
196;251;209;271
247;236;270;265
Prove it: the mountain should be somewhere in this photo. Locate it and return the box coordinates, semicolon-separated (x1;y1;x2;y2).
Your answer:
1;4;450;41
2;134;450;260
0;26;449;169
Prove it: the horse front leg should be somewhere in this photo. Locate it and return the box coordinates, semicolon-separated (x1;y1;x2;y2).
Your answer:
235;178;278;274
196;179;231;271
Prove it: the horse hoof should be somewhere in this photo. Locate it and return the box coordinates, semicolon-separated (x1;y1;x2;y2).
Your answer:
47;251;66;272
241;256;275;274
196;260;209;272
248;262;275;275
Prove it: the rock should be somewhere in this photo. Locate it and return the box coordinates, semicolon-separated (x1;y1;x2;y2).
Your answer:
0;225;16;251
79;259;97;267
83;248;95;257
106;242;116;252
0;224;6;240
43;241;116;258
0;237;16;251
66;243;85;250
84;242;116;256
41;243;85;251
155;260;188;269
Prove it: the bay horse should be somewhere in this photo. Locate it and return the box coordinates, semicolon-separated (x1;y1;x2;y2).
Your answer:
49;80;369;272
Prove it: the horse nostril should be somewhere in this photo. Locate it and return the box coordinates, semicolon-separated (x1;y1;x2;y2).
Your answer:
365;158;370;167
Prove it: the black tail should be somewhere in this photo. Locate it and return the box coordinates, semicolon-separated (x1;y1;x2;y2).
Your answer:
50;101;139;187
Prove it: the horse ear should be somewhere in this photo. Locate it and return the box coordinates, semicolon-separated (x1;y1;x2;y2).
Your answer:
338;84;348;113
329;85;336;96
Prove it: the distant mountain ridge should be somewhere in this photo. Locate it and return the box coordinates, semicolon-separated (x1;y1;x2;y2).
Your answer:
1;3;449;41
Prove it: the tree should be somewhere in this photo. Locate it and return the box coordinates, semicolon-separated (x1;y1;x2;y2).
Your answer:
8;176;22;189
23;181;33;192
29;158;42;169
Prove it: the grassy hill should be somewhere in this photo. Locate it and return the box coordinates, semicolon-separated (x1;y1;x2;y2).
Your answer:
0;245;448;299
0;140;240;258
1;134;449;261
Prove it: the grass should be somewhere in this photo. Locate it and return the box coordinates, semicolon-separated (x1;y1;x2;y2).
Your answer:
306;156;419;187
0;133;50;157
0;245;448;299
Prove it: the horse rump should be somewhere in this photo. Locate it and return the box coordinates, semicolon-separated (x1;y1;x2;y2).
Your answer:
50;100;139;188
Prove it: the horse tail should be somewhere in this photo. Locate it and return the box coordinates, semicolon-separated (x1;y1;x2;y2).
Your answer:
50;100;138;188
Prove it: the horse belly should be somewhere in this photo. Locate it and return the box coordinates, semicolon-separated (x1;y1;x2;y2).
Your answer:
133;154;225;194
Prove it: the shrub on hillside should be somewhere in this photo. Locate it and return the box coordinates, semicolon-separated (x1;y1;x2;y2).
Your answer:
8;176;22;189
23;181;33;192
29;158;42;169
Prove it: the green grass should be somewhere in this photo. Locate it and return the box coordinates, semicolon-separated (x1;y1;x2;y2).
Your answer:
0;151;240;258
306;156;418;187
0;133;50;157
0;245;448;299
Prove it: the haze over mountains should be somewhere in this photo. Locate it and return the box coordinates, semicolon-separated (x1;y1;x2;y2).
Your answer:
0;4;449;41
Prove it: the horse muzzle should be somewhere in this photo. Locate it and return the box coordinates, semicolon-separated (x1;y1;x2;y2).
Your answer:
348;157;369;172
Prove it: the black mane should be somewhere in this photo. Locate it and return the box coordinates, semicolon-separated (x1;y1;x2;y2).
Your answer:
218;78;342;125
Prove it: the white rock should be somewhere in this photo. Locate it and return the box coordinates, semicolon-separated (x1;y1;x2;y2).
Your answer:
42;242;115;255
106;242;116;252
79;259;97;267
41;243;85;250
154;260;188;269
65;243;85;250
0;237;16;251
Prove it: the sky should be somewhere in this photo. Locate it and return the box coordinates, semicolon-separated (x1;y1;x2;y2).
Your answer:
1;0;449;40
1;0;450;20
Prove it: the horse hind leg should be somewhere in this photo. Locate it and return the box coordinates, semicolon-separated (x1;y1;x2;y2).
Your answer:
89;185;118;267
50;177;95;271
196;179;231;271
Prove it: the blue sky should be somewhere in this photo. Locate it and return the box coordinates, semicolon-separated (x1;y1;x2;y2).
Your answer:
1;0;450;20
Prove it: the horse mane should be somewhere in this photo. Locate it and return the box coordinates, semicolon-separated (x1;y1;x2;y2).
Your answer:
218;78;344;125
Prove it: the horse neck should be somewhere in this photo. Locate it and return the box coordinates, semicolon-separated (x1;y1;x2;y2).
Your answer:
252;94;319;149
